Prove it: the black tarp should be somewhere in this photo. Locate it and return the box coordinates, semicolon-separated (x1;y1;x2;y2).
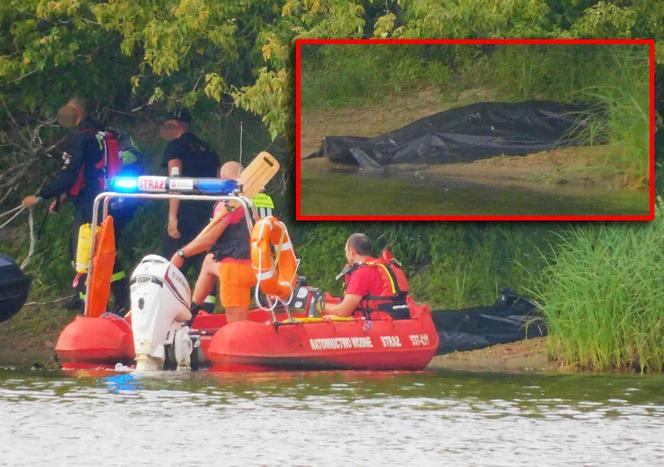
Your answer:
432;289;546;355
0;254;31;322
307;100;600;168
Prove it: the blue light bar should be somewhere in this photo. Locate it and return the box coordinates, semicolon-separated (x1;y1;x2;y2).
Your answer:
197;178;238;194
110;177;139;192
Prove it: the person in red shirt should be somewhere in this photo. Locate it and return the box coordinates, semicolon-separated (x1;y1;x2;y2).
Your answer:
324;233;410;319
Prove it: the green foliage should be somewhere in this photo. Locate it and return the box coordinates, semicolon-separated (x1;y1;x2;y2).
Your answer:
533;206;664;372
485;44;650;180
300;44;451;111
1;0;662;146
294;222;555;308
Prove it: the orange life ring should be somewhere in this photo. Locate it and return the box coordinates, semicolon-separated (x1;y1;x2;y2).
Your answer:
250;216;298;301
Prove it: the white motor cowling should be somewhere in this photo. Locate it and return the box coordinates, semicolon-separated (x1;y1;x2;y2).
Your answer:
130;255;192;371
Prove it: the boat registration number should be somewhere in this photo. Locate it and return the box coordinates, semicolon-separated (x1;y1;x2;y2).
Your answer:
409;334;430;346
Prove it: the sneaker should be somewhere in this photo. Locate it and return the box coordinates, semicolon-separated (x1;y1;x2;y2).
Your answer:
110;305;127;317
64;293;84;311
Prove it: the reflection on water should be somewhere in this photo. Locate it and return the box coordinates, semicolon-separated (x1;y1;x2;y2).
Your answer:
1;368;663;466
300;168;649;217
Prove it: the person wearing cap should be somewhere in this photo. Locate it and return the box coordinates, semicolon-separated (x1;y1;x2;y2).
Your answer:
159;107;221;275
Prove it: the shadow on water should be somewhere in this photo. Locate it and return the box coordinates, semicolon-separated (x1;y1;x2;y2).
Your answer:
300;167;649;217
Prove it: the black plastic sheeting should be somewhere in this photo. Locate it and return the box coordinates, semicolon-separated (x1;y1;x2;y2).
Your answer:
0;254;31;322
307;100;600;168
432;289;546;355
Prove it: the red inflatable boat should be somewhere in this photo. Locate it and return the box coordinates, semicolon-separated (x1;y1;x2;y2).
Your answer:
56;299;439;371
201;299;438;371
55;177;438;372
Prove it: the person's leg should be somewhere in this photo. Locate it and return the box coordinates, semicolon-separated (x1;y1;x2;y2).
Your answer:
190;254;219;324
192;254;219;305
109;210;130;313
219;262;256;322
67;208;87;311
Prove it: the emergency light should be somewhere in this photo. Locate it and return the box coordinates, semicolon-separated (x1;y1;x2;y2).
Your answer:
109;176;237;194
110;177;139;192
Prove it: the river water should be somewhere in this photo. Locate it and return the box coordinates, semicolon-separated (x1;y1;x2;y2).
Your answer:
299;167;649;217
1;367;662;466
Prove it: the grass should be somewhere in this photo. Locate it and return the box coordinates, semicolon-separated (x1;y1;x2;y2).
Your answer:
532;201;664;373
300;44;451;112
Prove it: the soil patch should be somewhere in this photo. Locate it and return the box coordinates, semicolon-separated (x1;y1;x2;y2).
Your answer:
427;337;560;373
0;299;72;367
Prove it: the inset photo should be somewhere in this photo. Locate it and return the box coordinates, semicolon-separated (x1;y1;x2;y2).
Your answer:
296;39;655;220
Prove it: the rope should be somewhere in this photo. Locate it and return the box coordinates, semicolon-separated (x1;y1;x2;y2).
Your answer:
0;205;25;229
23;295;70;307
0;204;23;219
0;204;37;270
20;208;35;270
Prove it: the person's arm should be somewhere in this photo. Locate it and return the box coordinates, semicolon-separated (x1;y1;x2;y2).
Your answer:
324;294;363;317
23;141;84;208
167;159;183;239
170;215;230;269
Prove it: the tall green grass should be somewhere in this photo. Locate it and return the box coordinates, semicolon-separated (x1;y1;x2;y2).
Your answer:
533;202;664;373
487;45;650;183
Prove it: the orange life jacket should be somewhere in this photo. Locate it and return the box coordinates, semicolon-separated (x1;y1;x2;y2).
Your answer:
343;253;411;320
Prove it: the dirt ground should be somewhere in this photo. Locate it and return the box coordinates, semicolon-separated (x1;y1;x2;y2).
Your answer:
0;299;71;367
300;87;496;156
427;337;560;373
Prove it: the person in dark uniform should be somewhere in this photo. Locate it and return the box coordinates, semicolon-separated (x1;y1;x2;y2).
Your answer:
159;108;220;275
22;96;130;312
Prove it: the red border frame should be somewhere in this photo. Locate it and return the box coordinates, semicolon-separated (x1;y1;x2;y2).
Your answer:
295;38;656;222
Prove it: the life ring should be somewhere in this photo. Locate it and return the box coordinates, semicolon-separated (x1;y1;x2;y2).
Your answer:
250;216;298;301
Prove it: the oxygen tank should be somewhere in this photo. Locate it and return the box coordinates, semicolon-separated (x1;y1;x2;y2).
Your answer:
75;223;99;274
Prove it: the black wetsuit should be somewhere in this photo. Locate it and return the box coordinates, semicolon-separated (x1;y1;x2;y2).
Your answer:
38;117;129;310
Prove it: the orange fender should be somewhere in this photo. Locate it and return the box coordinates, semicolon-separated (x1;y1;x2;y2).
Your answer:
87;216;116;317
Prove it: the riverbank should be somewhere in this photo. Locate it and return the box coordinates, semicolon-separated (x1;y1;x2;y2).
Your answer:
0;301;556;374
428;337;558;373
0;299;70;367
302;145;648;199
300;87;648;191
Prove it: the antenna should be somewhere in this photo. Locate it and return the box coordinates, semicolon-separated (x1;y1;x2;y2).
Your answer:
239;120;243;170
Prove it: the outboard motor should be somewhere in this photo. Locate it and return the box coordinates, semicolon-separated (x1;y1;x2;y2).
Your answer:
130;255;193;371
